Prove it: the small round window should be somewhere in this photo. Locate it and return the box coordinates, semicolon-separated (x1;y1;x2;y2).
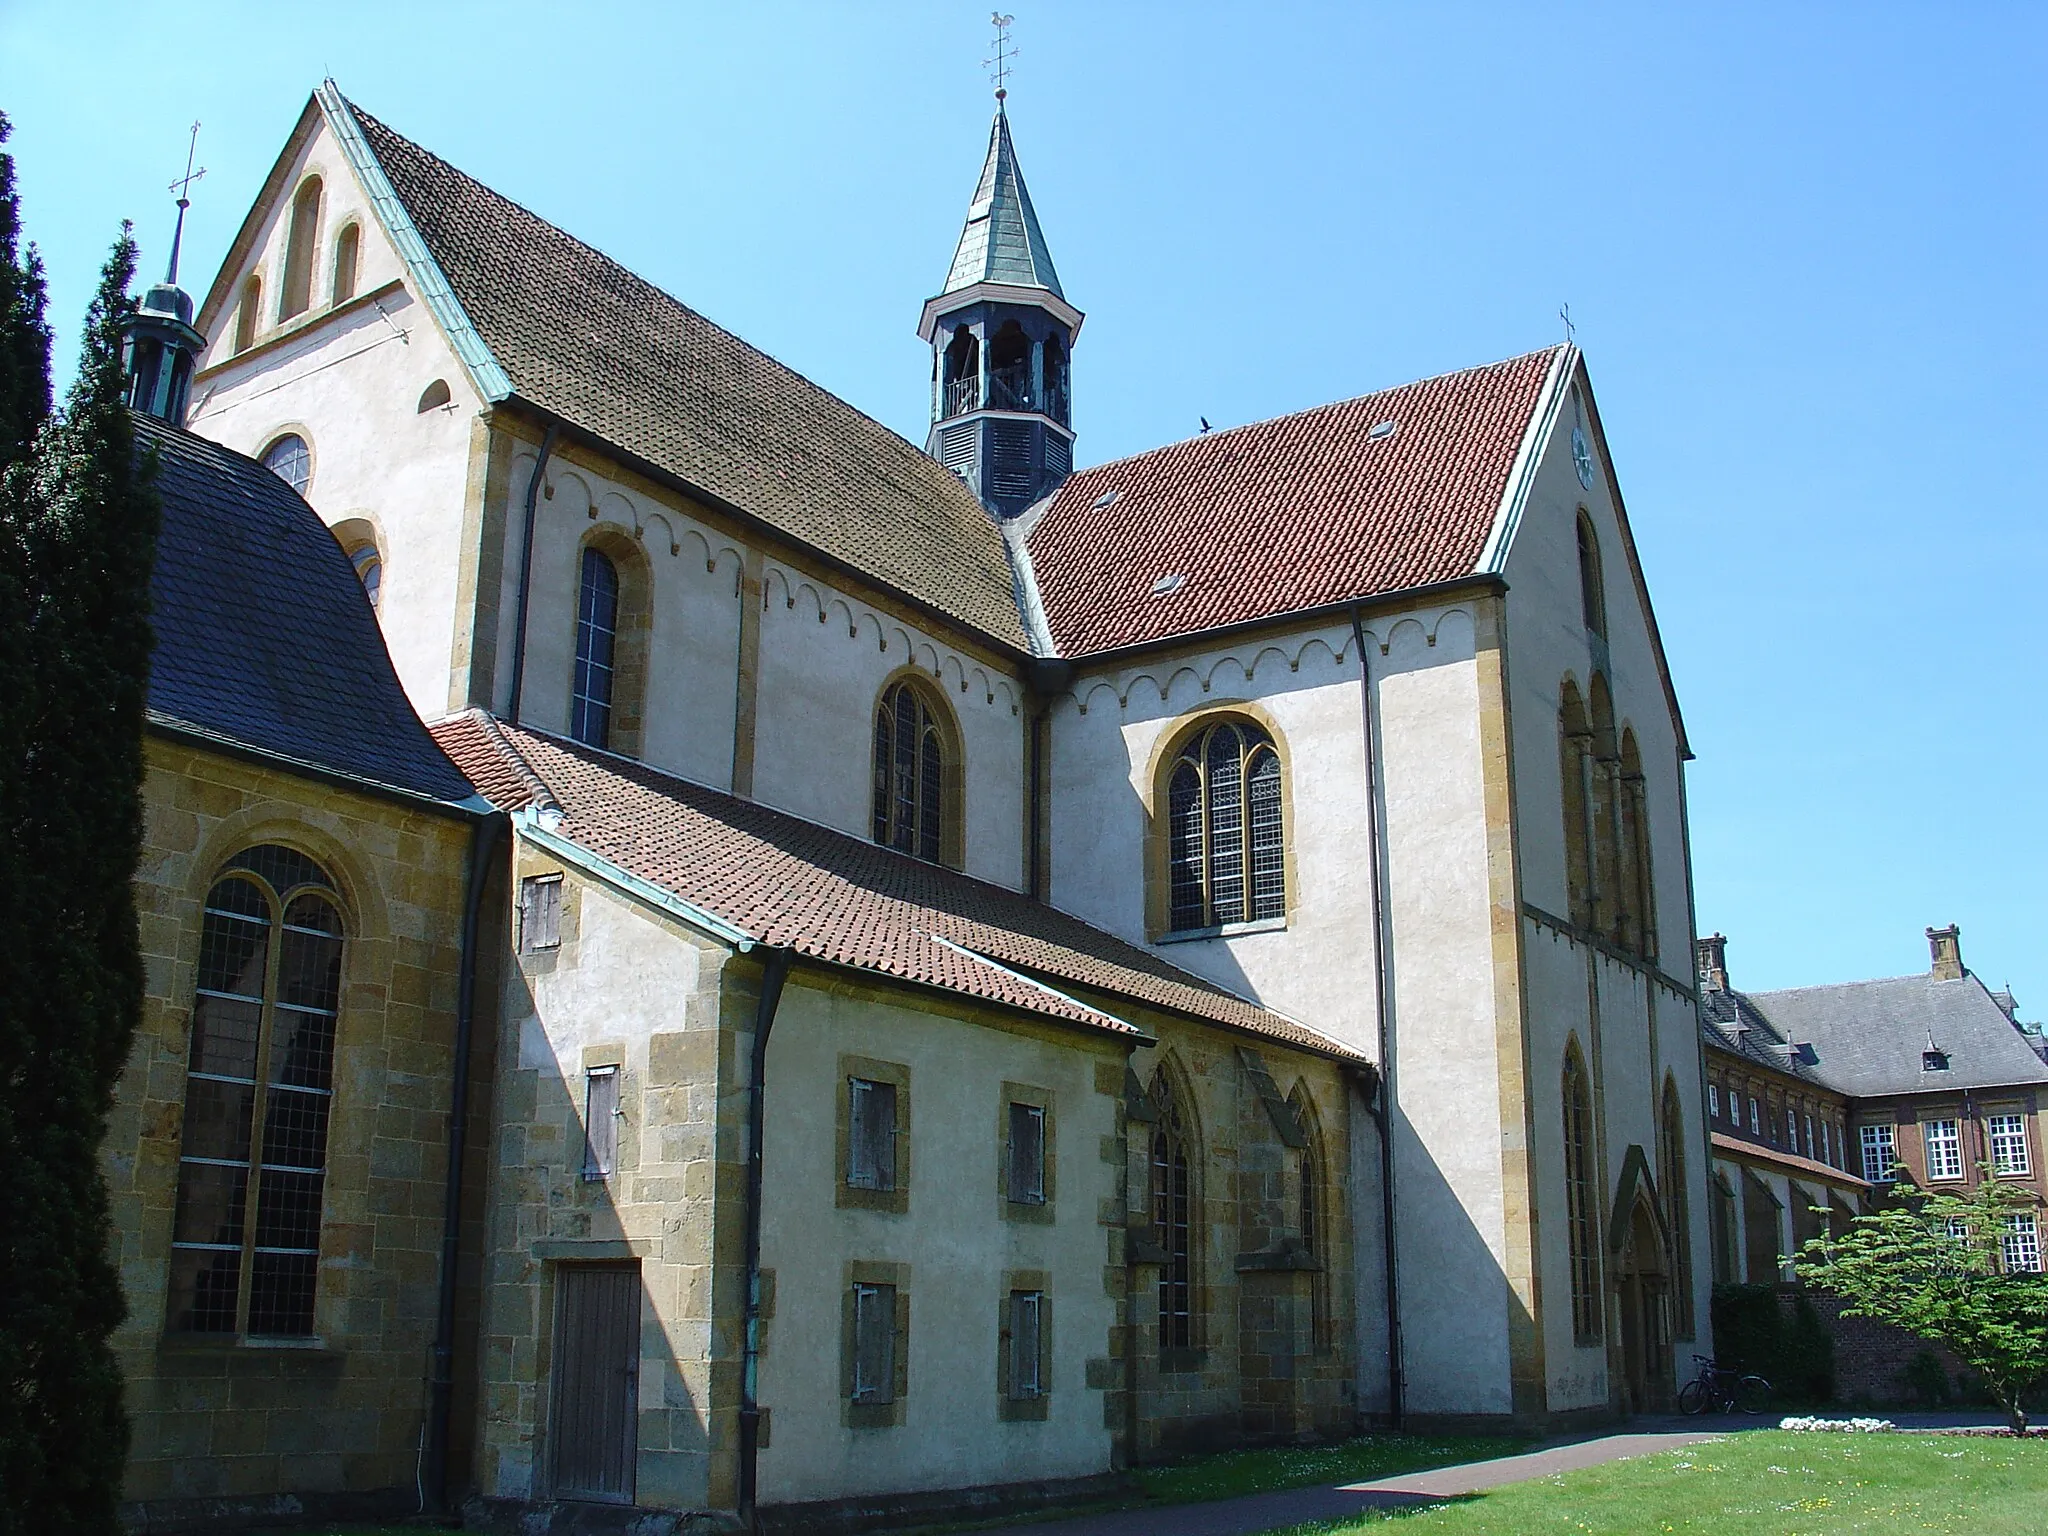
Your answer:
261;433;311;497
350;544;382;610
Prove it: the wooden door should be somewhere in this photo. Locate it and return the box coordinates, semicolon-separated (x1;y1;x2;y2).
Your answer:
550;1264;640;1503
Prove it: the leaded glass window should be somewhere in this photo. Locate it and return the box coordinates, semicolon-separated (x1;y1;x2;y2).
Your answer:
1165;721;1285;932
168;846;343;1337
1149;1075;1194;1352
871;680;949;864
1563;1047;1601;1343
572;546;619;748
261;434;311;497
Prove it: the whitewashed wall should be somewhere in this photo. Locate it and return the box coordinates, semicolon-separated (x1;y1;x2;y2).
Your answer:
188;114;479;719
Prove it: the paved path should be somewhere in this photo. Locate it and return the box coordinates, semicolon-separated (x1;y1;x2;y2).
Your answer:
983;1412;2011;1536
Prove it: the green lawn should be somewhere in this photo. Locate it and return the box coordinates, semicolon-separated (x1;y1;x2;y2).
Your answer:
1131;1434;1525;1507
1274;1431;2048;1535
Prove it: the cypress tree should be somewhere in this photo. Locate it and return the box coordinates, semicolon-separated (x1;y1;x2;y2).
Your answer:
0;126;157;1531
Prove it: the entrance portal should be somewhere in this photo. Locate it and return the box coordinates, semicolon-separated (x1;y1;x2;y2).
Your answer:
1615;1197;1673;1413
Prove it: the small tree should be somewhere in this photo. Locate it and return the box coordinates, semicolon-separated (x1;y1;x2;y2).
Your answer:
1794;1172;2048;1434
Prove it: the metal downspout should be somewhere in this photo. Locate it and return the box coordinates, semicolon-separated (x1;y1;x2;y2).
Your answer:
738;947;795;1527
425;810;506;1510
505;422;560;725
1351;610;1405;1428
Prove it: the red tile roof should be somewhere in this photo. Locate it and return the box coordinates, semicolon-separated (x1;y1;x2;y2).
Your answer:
430;713;1361;1058
1025;348;1564;657
1710;1132;1870;1189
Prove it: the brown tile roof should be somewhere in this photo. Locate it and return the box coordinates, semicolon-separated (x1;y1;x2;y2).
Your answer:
1024;348;1564;657
343;98;1031;651
430;712;1361;1059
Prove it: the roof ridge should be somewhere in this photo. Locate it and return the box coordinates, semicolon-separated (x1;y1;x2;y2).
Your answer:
345;95;950;466
1060;344;1569;481
472;709;560;812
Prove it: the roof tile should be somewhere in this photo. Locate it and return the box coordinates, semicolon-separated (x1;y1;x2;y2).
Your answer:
1026;348;1561;656
432;714;1360;1059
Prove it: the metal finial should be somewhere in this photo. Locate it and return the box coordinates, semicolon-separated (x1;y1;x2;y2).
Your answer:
166;120;206;286
984;13;1016;104
1559;301;1576;346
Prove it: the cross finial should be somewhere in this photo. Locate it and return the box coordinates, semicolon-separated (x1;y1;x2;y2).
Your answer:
165;120;205;286
985;13;1016;104
1559;301;1576;346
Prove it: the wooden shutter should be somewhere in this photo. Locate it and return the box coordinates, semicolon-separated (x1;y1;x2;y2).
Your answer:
848;1079;897;1190
583;1068;618;1180
852;1282;895;1402
1008;1102;1045;1204
1009;1290;1042;1398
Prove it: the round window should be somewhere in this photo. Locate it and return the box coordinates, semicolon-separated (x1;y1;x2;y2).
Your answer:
261;433;312;497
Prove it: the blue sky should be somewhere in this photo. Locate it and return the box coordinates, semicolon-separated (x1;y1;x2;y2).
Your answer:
5;2;2043;1005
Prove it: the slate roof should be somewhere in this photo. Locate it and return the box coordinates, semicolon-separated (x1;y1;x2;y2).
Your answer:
139;414;479;808
1698;984;1832;1091
334;93;1030;651
1023;348;1563;657
940;110;1065;300
1744;972;2048;1099
431;712;1361;1059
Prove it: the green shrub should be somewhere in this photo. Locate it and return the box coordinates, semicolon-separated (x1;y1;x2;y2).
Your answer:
1708;1283;1835;1404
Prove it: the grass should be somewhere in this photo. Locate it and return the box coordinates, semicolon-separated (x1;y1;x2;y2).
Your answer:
1129;1434;1526;1507
1269;1431;2048;1535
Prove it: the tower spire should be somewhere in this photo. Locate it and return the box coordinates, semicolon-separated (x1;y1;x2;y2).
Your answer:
121;122;208;427
917;36;1084;519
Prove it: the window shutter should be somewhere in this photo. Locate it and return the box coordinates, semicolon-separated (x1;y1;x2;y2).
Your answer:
852;1283;895;1402
583;1068;619;1179
521;875;562;952
1009;1290;1042;1398
1008;1102;1045;1204
848;1079;897;1190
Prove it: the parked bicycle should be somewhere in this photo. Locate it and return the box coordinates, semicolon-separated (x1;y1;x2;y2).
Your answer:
1678;1354;1772;1415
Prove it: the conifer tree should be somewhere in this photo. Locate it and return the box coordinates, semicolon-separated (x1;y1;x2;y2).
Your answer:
0;110;157;1530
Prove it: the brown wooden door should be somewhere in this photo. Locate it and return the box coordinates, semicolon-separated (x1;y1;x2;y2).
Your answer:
550;1264;640;1503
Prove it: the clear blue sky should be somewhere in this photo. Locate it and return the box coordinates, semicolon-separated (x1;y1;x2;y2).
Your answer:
5;2;2043;1006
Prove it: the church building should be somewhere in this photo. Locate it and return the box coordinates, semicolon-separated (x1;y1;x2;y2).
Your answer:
112;74;1714;1527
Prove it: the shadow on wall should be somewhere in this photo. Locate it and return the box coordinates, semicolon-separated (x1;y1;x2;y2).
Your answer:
468;956;700;1514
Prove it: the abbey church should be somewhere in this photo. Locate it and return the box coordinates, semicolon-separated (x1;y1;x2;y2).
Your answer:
105;78;1711;1529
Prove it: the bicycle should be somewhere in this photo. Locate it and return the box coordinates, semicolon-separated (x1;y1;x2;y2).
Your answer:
1678;1354;1772;1415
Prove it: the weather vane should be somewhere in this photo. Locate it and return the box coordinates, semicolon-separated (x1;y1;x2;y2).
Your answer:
165;120;205;286
985;13;1016;103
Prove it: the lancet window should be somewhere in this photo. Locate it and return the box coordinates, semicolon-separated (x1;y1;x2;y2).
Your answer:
1563;1043;1602;1343
1149;1073;1195;1353
871;679;955;865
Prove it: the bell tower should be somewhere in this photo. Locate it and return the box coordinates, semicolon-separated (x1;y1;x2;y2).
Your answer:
919;83;1082;519
122;124;208;428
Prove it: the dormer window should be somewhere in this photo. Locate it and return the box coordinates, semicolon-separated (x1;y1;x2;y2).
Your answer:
1922;1049;1950;1073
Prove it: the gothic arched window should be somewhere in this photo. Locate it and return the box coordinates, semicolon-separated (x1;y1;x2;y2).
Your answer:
572;546;620;749
234;273;262;353
1660;1077;1694;1338
169;845;344;1337
871;679;955;865
1577;512;1606;638
331;223;360;305
280;176;323;321
1149;1073;1196;1353
1165;720;1285;933
1563;1042;1602;1343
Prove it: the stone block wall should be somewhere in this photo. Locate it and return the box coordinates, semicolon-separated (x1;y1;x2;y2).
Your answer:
112;737;475;1518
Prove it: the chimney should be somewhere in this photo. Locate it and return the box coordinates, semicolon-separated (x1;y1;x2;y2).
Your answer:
1927;924;1964;981
1695;933;1729;993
